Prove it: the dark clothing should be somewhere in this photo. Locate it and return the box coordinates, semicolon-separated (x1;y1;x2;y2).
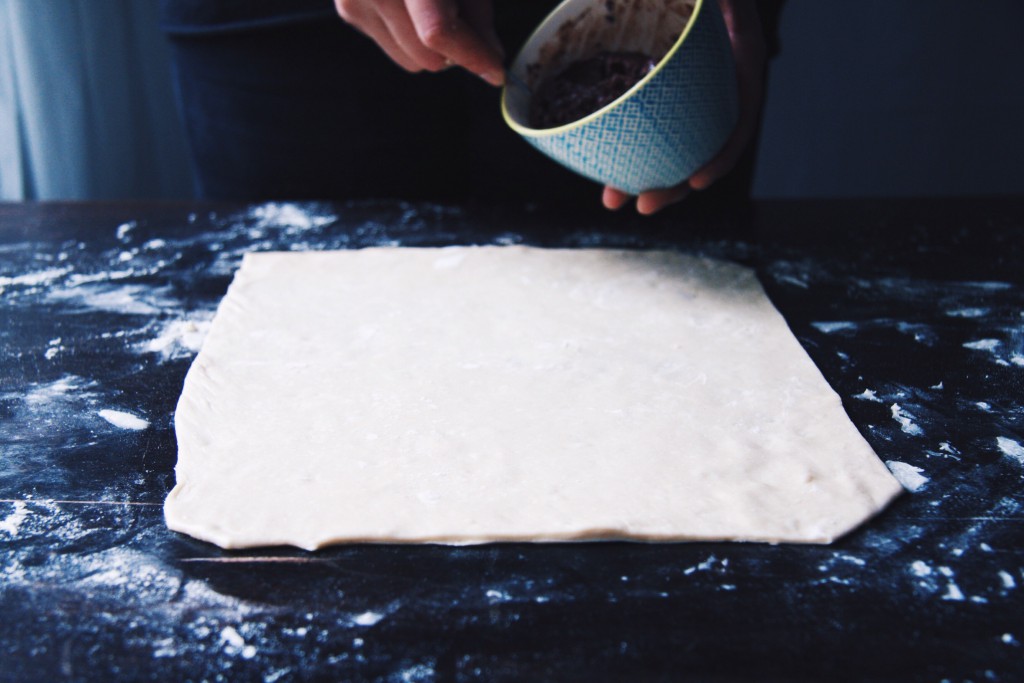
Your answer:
160;0;782;206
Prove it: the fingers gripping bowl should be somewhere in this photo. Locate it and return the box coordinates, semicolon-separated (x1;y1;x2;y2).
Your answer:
501;0;739;195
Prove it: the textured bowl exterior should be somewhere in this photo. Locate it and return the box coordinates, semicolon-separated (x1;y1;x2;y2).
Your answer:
514;1;739;194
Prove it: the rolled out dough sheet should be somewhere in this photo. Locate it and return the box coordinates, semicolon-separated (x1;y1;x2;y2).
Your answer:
165;247;901;549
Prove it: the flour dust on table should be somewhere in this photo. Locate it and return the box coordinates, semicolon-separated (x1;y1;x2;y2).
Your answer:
3;199;1023;679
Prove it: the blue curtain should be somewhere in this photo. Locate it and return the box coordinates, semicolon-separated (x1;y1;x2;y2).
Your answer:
0;0;193;199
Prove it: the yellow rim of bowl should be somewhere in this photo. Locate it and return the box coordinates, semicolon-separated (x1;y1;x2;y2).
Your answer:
501;0;706;137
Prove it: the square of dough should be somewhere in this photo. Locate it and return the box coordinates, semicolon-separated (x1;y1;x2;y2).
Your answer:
165;247;901;549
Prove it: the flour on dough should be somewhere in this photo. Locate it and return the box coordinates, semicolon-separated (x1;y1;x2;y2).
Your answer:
165;247;901;549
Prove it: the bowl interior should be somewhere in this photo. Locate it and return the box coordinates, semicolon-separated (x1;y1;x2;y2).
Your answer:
505;0;699;129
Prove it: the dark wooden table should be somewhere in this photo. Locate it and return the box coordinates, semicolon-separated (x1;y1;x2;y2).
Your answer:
1;198;1022;681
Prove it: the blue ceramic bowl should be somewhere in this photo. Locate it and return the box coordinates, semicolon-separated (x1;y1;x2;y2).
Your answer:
502;0;738;195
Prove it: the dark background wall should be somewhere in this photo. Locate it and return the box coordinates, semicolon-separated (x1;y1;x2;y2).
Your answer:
3;1;1021;200
753;0;1024;198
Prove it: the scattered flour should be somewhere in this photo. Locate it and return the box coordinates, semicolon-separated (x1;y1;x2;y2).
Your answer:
395;663;436;683
141;315;213;361
0;501;29;536
247;203;336;233
896;322;935;345
116;221;137;242
945;307;989;318
963;339;1001;352
941;582;965;601
855;389;882;402
264;668;293;682
20;374;95;406
996;437;1024;464
485;589;512;603
683;555;719;575
927;441;961;461
65;268;138;288
351;611;384;626
776;275;809;289
219;626;248;656
98;409;150;431
0;266;70;288
152;637;178;658
44;337;64;360
910;560;932;577
218;627;256;658
886;461;929;492
890;404;924;436
49;283;177;316
811;321;856;334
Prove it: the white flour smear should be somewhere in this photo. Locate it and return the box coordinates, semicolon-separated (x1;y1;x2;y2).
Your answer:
49;283;178;316
963;339;1001;352
811;321;856;334
98;409;150;431
0;266;71;288
246;202;336;233
890;404;924;436
140;315;214;361
996;437;1024;465
886;461;929;492
0;502;29;536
